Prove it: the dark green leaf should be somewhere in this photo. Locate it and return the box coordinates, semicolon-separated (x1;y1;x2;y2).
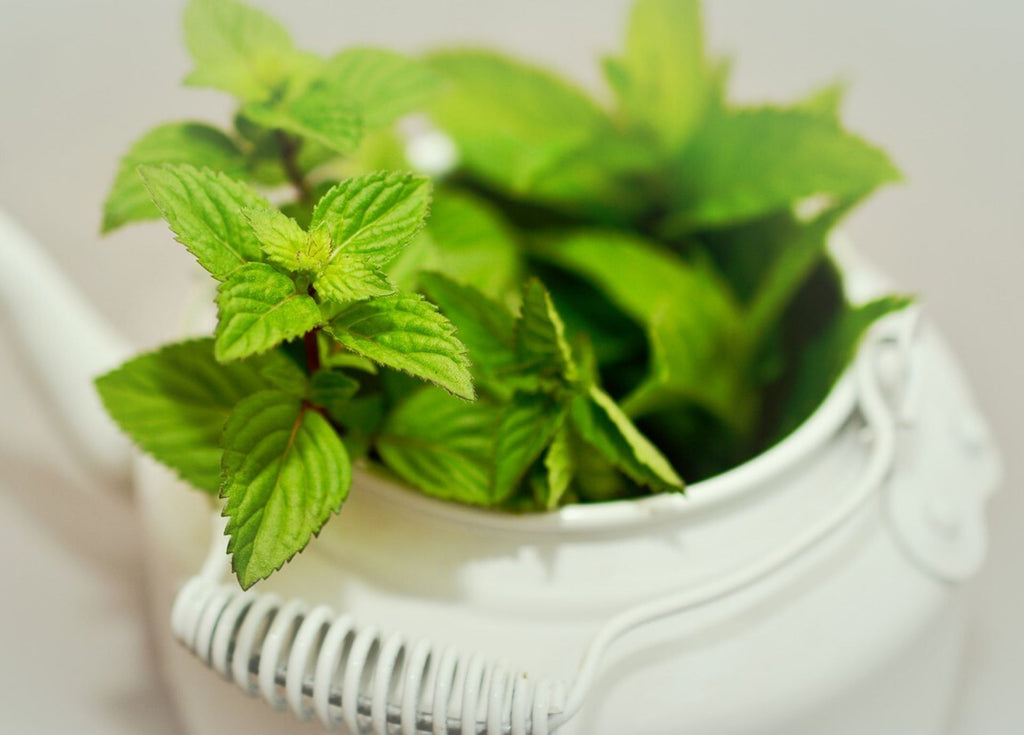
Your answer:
310;370;360;423
570;385;684;492
779;296;913;435
418;273;518;392
492;392;564;502
516;278;576;383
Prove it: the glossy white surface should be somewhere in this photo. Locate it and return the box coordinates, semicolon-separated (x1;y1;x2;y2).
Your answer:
0;1;1020;733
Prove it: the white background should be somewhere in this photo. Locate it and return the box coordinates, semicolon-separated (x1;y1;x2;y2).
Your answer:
0;1;1020;732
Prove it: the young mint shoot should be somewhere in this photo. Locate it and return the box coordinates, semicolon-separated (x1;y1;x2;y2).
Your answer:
96;0;909;589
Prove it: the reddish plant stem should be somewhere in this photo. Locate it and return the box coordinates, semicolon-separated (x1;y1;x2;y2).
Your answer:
304;328;321;375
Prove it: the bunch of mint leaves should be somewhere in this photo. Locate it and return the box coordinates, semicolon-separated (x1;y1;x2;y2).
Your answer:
96;0;909;589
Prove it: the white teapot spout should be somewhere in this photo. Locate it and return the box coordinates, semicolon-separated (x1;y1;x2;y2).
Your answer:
0;210;133;484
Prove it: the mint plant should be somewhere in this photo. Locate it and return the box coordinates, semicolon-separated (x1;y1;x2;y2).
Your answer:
96;0;909;589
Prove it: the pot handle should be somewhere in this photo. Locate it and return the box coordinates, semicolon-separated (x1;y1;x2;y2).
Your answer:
168;326;908;735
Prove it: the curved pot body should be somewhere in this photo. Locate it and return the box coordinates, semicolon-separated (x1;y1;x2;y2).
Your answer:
137;310;1001;734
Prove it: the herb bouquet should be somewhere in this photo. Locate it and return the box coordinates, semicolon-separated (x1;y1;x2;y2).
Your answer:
97;0;907;590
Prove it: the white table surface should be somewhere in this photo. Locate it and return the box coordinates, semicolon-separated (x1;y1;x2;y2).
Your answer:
1;1;1020;732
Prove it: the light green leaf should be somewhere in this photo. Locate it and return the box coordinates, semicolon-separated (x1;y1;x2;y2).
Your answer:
310;370;360;423
322;48;443;128
376;387;500;505
611;0;709;151
571;385;684;492
215;263;323;361
418;273;518;392
94;338;296;494
798;80;847;121
221;391;350;589
310;172;432;266
429;50;608;195
421;190;520;297
541;423;576;509
138;163;269;280
666;108;901;230
532;229;732;324
325;292;474;400
516;279;576;383
492;392;564;502
183;0;317;102
623;297;753;430
102;123;247;233
779;295;913;435
243;206;317;272
243;78;363;155
314;256;395;304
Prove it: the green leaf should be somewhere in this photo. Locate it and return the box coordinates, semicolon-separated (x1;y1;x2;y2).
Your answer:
243;206;318;272
532;230;750;428
611;0;709;151
314;256;395;304
429;50;608;196
516;279;576;383
745;203;851;341
532;230;729;324
94;338;296;494
325;292;474;400
215;263;323;361
376;387;500;505
221;391;351;589
570;385;684;492
418;273;518;392
183;0;316;102
541;423;576;509
138;163;269;280
310;370;360;423
322;48;443;128
102;123;247;233
310;172;432;266
243;78;363;155
666;108;901;230
624;297;753;430
798;80;847;121
492;392;565;502
421;190;520;298
779;295;913;435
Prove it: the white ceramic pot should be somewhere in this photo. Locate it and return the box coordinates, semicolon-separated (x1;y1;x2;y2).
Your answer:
0;213;1001;735
136;260;1000;735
